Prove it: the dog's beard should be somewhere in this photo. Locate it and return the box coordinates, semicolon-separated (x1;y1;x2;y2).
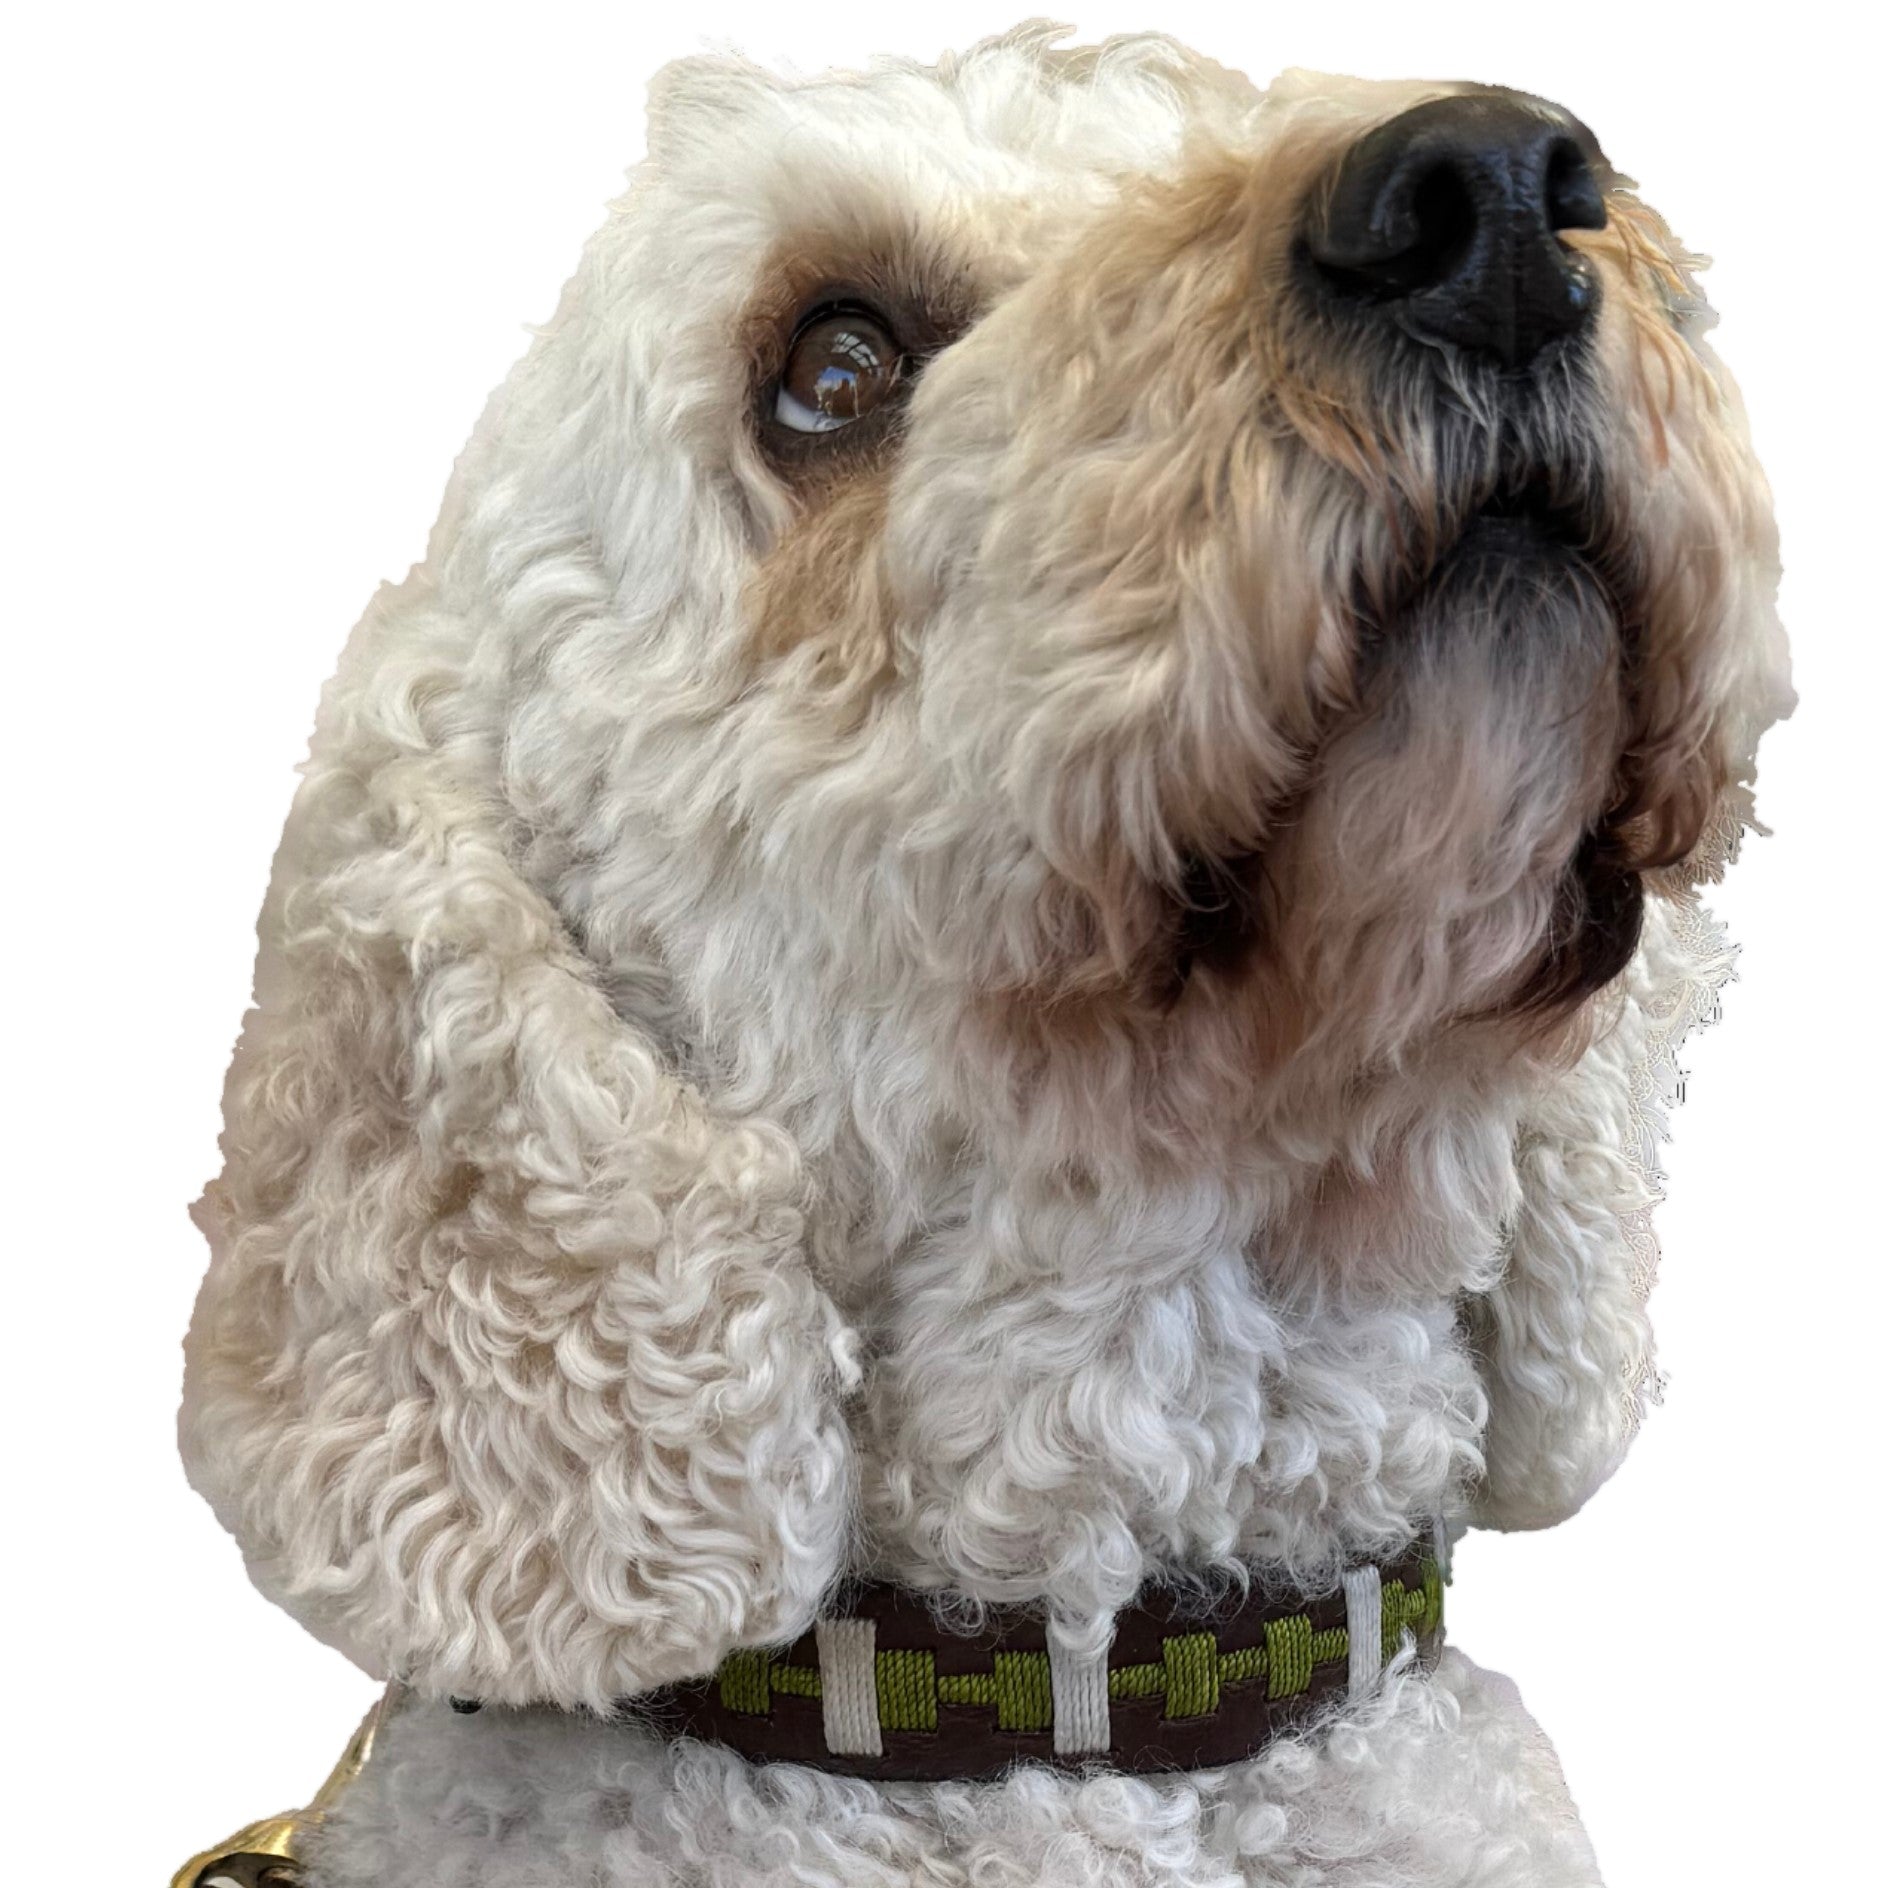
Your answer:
1247;511;1634;1058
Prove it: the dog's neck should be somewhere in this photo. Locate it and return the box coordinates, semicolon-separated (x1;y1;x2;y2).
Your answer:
836;1114;1507;1620
559;841;1522;1627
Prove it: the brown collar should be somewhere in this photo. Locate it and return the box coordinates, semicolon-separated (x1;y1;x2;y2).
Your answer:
633;1538;1444;1781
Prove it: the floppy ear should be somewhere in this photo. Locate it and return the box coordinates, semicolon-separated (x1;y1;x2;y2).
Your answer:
1468;890;1734;1529
181;575;858;1711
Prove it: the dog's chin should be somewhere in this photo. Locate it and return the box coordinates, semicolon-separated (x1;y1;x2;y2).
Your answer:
1373;488;1645;1026
1168;486;1640;1029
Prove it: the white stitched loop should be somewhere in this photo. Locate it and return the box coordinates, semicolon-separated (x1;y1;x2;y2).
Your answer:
1049;1638;1112;1755
817;1617;881;1756
1343;1565;1383;1700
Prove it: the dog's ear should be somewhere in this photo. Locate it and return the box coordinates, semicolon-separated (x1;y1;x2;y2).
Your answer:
643;52;782;164
1469;892;1733;1528
181;577;858;1710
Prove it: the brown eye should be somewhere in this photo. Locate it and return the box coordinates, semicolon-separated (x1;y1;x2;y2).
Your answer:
774;307;903;434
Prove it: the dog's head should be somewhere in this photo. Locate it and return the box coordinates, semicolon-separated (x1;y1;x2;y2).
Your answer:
184;29;1790;1705
483;28;1788;1174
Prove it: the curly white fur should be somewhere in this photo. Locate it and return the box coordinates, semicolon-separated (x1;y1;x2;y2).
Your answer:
179;23;1789;1883
183;577;860;1706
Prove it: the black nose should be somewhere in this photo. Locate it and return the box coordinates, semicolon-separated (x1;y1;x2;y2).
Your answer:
1305;94;1608;367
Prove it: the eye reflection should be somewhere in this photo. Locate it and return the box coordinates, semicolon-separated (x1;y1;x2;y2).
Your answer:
775;309;903;434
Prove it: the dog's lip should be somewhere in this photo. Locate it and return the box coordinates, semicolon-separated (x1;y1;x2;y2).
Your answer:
1369;471;1606;632
1460;475;1596;548
1465;472;1585;532
1431;488;1599;579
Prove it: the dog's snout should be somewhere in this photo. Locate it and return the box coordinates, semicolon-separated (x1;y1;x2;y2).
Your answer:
1305;94;1608;367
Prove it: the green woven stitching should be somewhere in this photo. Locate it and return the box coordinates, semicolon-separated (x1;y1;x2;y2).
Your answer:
876;1649;938;1731
719;1649;774;1715
1108;1661;1167;1701
1162;1631;1220;1719
1264;1614;1314;1699
1152;1615;1357;1714
1381;1557;1444;1661
771;1661;822;1700
992;1650;1054;1732
1381;1584;1413;1661
1217;1644;1267;1687
937;1672;1000;1708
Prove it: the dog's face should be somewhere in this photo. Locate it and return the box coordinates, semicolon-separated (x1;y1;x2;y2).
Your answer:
179;28;1796;1708
484;30;1789;1175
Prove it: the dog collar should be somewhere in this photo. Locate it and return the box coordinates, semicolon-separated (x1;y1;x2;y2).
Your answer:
636;1537;1444;1781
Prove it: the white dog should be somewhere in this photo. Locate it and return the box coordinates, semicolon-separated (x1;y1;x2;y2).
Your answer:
179;25;1790;1886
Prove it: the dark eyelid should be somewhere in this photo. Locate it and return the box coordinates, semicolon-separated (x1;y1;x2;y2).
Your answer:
787;300;903;352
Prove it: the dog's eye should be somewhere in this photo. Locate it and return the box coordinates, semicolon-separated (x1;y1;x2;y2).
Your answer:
775;307;903;433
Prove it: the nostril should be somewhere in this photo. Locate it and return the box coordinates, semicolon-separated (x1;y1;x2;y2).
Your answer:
1311;159;1478;300
1400;162;1478;290
1542;137;1607;234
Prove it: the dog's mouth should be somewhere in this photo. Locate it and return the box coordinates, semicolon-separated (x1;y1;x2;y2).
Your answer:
1372;471;1612;641
1168;848;1269;995
1457;480;1595;555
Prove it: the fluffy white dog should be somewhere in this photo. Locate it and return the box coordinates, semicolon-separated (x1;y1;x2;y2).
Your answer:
179;25;1790;1887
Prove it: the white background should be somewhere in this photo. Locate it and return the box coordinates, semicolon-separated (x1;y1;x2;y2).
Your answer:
6;4;1880;1881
